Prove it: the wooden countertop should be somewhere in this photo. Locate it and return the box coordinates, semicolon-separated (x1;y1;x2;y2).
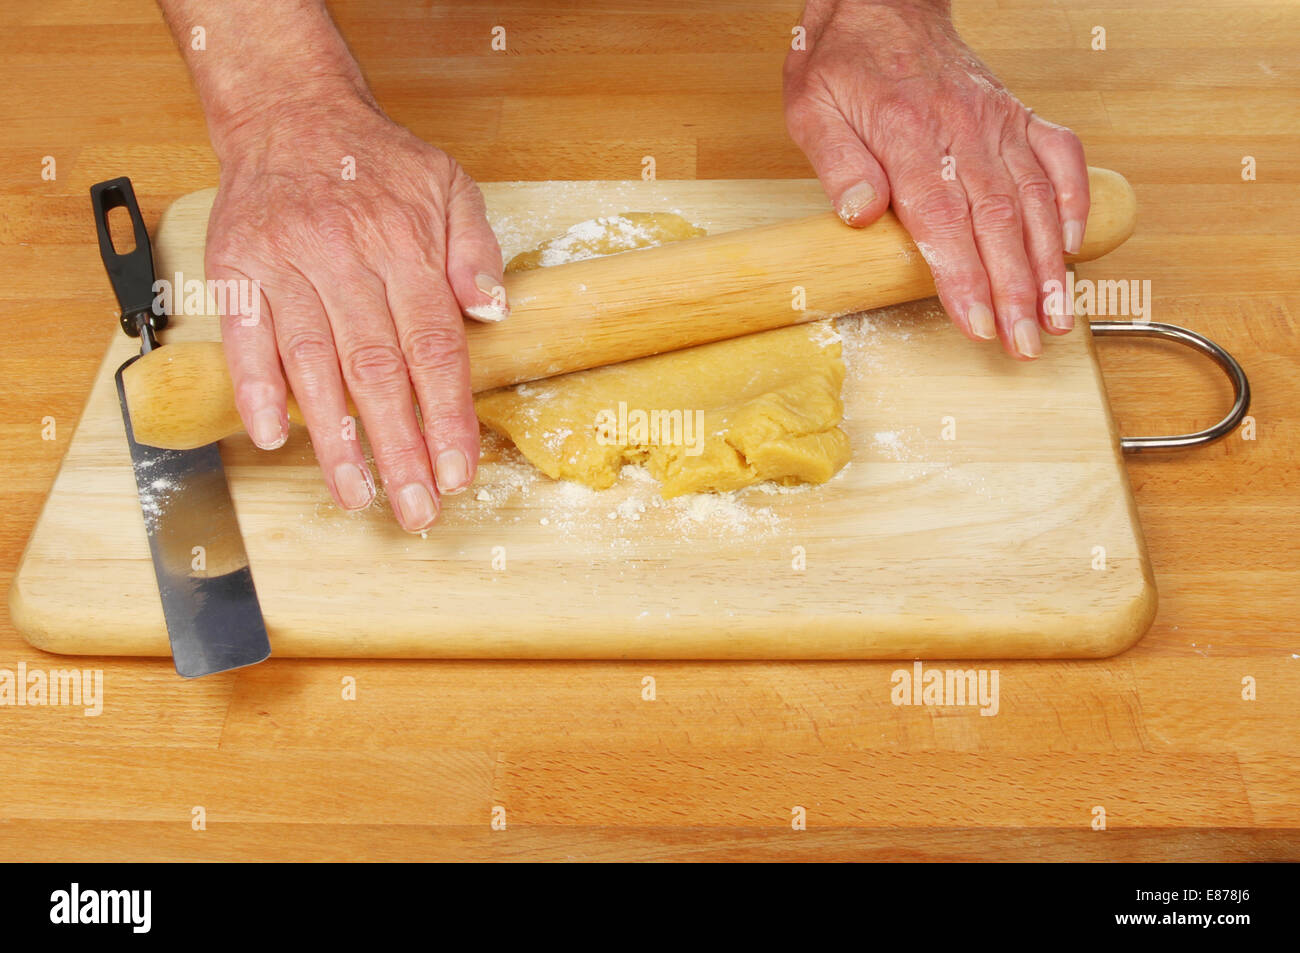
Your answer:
1;0;1296;860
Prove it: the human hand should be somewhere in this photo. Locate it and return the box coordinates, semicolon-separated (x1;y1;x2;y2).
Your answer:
784;0;1090;359
206;96;507;531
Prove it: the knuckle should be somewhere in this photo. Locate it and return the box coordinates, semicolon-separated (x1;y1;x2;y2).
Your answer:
1016;175;1056;207
303;420;347;455
260;229;301;265
909;186;970;234
1058;185;1091;212
309;207;363;257
1000;281;1039;308
783;90;815;126
425;147;458;184
401;324;465;376
970;192;1020;228
450;164;487;209
205;234;260;275
874;98;926;134
311;202;355;236
342;340;407;385
278;326;337;369
781;51;805;84
1048;124;1083;152
782;99;823;147
421;414;475;450
782;59;820;101
387;204;438;249
234;378;280;410
937;268;986;297
389;227;439;266
1035;255;1066;280
370;435;429;475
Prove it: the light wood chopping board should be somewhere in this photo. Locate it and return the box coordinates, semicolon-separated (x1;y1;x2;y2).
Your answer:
10;180;1155;659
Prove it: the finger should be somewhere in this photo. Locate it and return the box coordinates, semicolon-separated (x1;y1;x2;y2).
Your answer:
1004;146;1071;334
444;162;509;323
1027;115;1090;256
314;269;440;533
386;270;479;497
268;275;375;512
785;100;891;226
961;159;1042;360
888;159;997;344
211;261;289;451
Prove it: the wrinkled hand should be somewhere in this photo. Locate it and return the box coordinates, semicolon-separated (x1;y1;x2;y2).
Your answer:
784;0;1090;359
207;98;506;531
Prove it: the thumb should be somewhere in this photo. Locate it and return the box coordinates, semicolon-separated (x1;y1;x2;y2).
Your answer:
444;162;510;323
788;103;891;227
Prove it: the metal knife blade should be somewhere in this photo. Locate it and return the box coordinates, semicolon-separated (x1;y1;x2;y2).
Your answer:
93;177;270;678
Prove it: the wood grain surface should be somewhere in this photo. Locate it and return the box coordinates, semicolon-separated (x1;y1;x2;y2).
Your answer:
1;0;1297;860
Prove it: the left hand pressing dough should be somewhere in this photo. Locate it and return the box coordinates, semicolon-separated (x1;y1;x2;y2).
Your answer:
474;212;851;498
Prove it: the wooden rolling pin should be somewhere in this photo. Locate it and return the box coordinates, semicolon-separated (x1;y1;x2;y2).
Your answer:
125;166;1136;449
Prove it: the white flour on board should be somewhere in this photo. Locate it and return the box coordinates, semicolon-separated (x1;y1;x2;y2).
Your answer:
448;451;790;547
834;302;993;497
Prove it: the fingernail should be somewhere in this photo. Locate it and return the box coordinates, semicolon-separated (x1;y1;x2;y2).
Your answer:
1048;299;1074;332
967;303;997;340
333;462;374;510
251;407;286;450
1063;219;1084;255
396;483;438;531
464;303;509;322
837;182;877;223
434;449;470;495
1013;318;1042;358
467;272;509;322
475;272;504;297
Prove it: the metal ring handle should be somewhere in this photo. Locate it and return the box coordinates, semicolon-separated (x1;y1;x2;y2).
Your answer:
1091;321;1251;453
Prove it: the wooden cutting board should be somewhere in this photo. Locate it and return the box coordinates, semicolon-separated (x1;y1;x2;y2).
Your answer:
10;180;1155;659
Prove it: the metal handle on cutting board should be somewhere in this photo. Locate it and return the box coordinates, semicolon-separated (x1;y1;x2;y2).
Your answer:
1091;320;1251;453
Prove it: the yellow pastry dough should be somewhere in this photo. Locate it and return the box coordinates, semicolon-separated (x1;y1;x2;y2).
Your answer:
476;213;851;497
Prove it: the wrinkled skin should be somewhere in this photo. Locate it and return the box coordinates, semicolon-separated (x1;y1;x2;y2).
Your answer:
207;99;507;532
784;0;1090;359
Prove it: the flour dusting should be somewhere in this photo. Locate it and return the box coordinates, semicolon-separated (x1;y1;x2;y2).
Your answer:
455;452;789;544
537;215;657;267
130;455;179;531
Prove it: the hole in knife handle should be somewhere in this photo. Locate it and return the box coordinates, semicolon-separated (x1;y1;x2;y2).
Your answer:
105;202;137;256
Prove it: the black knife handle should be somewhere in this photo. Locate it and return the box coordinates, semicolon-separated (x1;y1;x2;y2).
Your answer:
91;177;166;338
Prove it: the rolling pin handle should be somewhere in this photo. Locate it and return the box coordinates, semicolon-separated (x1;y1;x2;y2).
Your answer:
90;177;167;339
